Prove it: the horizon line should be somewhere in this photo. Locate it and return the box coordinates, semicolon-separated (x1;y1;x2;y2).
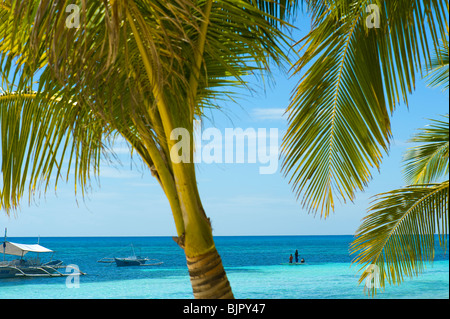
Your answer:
3;234;357;238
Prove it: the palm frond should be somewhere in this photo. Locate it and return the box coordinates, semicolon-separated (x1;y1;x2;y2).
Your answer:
282;1;391;217
0;90;107;214
252;0;299;24
350;181;449;296
376;0;448;106
403;114;449;184
425;35;449;91
282;0;448;217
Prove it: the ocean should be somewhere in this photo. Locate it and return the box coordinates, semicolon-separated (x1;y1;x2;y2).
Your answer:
0;235;448;299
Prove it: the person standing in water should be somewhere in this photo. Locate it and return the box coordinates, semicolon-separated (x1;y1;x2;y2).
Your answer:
294;250;299;263
289;254;293;263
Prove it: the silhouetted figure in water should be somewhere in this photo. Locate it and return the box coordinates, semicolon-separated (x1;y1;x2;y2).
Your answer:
289;254;293;263
295;250;299;263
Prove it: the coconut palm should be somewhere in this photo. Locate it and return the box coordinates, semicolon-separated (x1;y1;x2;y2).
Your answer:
0;0;296;299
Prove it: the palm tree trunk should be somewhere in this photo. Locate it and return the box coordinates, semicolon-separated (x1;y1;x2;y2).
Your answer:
186;247;234;299
151;148;233;299
172;165;234;299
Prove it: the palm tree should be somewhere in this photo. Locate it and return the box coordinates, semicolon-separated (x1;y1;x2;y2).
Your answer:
0;0;296;299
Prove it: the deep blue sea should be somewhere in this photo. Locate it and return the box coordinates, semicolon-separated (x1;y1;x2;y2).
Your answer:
0;236;448;299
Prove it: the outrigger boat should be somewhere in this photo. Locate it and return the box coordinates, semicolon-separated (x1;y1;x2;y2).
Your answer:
0;229;85;278
97;244;163;267
114;255;151;267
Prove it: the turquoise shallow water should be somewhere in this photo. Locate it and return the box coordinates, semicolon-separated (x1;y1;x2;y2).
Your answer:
0;236;448;299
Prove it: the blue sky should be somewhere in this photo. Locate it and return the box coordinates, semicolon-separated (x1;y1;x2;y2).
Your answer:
1;11;448;238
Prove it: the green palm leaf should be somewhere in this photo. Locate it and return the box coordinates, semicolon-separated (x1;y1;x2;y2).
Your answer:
282;0;448;217
403;114;449;184
425;36;449;91
282;1;391;216
253;0;299;24
0;90;107;213
350;181;449;296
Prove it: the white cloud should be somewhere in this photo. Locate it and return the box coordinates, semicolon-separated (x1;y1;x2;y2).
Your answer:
252;108;288;121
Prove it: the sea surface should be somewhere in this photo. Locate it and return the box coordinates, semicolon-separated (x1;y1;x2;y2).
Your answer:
0;236;448;299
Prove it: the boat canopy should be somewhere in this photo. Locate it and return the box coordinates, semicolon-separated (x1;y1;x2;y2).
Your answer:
2;241;53;257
